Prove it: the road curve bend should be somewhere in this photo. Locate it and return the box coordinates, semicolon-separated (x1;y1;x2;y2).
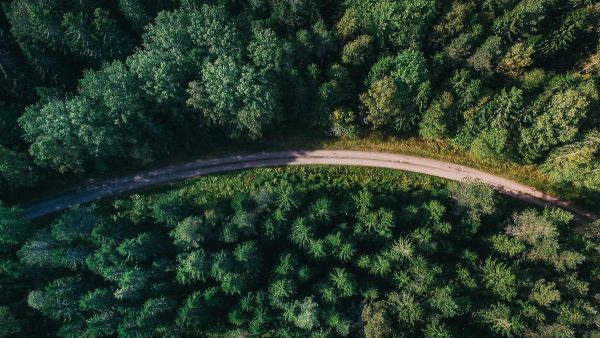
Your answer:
22;150;598;222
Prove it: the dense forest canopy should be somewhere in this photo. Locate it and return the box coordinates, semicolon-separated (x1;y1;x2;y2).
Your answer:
1;167;598;337
0;0;598;198
1;1;599;337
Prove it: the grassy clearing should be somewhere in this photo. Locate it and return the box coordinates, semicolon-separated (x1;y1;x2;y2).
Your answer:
320;133;550;192
164;165;448;199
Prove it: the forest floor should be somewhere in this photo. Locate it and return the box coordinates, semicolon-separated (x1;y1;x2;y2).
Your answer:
23;150;598;222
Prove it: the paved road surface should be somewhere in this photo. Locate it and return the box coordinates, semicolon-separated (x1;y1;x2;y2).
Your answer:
23;150;598;222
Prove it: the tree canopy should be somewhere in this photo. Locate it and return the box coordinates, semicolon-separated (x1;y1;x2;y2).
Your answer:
1;167;598;337
0;0;597;200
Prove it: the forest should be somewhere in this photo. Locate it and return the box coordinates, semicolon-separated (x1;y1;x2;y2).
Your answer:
1;167;599;337
1;0;600;337
0;0;598;200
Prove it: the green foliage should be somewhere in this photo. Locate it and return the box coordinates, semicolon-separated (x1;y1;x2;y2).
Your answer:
79;288;116;313
362;300;392;338
519;77;596;162
448;180;496;219
312;64;355;126
419;92;453;138
1;0;599;207
18;229;57;267
492;0;551;40
4;167;597;336
248;25;286;72
118;0;152;33
341;34;374;65
529;279;561;307
0;202;30;250
1;0;600;333
476;303;525;337
19;98;85;173
152;191;190;226
127;9;195;104
27;276;87;322
506;209;586;272
51;206;96;243
284;296;319;330
361;50;430;133
4;0;135;84
540;6;591;56
491;234;526;258
480;258;517;301
468;36;504;72
0;306;20;337
387;291;423;325
497;41;535;77
541;130;600;191
171;216;210;249
191;55;280;139
19;61;155;173
176;249;210;284
0;145;37;191
345;0;438;49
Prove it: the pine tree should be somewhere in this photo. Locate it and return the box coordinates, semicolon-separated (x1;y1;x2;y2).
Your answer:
176;249;210;284
18;229;57;267
480;258;517;301
448;180;496;219
176;290;219;328
28;276;87;321
329;268;356;298
290;217;313;248
476;303;525;337
114;267;148;300
171;216;210;249
50;205;96;243
283;297;319;330
362;300;392;338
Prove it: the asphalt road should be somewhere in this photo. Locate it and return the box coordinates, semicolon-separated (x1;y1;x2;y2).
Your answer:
22;150;599;222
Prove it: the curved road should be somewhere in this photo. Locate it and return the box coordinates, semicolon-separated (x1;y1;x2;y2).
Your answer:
23;150;598;222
